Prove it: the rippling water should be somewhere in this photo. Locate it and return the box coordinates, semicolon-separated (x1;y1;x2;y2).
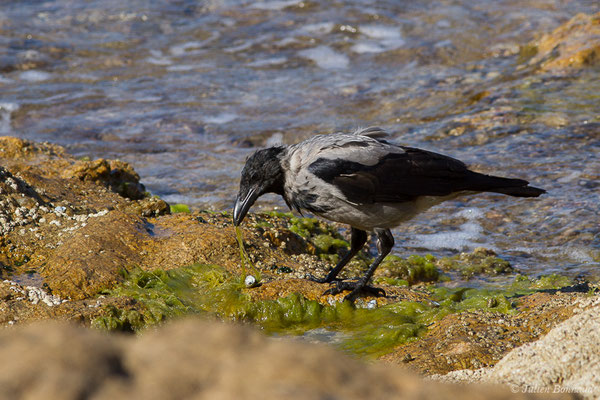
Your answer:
1;0;599;277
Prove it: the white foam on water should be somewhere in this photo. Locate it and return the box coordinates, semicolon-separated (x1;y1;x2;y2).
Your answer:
137;95;162;103
146;56;173;66
19;70;51;82
250;0;301;10
298;46;349;70
225;41;254;53
409;208;490;251
301;22;335;35
170;41;206;56
170;34;219;56
166;64;196;72
0;102;19;113
436;19;451;28
434;39;453;48
275;37;298;47
226;34;277;55
352;25;405;54
351;42;386;54
204;113;238;124
248;56;287;67
145;49;173;65
360;25;403;40
556;170;581;184
0;102;19;135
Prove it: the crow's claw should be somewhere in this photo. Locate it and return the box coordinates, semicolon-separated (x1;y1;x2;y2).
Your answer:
322;280;386;301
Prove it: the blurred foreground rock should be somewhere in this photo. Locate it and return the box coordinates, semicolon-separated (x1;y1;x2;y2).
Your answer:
0;318;576;400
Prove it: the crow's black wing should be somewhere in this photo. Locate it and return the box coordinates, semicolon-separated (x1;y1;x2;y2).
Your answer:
308;146;533;204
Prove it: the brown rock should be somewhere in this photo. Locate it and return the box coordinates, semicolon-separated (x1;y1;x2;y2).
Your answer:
380;292;586;375
528;12;600;72
61;158;146;200
0;319;576;400
39;211;148;300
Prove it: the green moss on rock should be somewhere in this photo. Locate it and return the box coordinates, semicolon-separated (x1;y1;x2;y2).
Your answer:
376;254;440;285
169;204;191;214
436;248;513;279
92;261;576;358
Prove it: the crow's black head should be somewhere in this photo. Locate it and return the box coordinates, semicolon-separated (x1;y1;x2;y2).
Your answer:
233;146;286;226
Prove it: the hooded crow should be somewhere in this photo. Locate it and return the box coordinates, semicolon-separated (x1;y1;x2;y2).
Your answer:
233;127;545;301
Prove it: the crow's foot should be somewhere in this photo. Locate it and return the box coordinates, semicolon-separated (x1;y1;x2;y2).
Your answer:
323;281;386;301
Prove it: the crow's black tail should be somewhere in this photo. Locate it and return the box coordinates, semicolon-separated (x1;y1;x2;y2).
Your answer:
466;172;546;198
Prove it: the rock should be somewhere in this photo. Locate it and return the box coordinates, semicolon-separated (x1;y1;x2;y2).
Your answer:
380;291;591;375
487;298;600;395
525;12;600;73
435;297;600;398
61;158;147;200
39;211;148;299
0;279;140;327
0;319;576;400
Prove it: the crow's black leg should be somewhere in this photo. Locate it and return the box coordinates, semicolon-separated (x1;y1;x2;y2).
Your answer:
325;228;394;301
307;227;367;283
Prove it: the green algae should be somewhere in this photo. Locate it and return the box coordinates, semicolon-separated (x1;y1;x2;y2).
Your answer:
311;234;348;254
235;225;261;283
509;273;573;291
99;198;575;355
169;204;191;214
266;212;514;281
93;264;432;355
92;261;577;358
272;213;347;252
261;212;368;267
517;43;539;64
374;250;512;286
376;254;440;285
435;249;513;279
284;214;372;267
253;221;274;229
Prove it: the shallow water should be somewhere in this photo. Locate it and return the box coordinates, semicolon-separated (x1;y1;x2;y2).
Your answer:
1;0;598;277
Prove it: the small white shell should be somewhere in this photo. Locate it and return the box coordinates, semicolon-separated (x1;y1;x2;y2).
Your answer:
244;275;257;288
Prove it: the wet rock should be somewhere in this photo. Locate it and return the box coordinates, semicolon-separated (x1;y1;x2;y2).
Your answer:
436;297;600;397
0;166;45;236
380;291;592;375
39;211;148;300
525;12;600;73
0;136;168;285
61;158;147;200
437;248;514;279
0;319;576;400
128;196;170;217
0;279;140;327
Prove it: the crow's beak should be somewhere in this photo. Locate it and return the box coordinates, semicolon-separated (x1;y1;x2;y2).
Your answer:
233;186;260;226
